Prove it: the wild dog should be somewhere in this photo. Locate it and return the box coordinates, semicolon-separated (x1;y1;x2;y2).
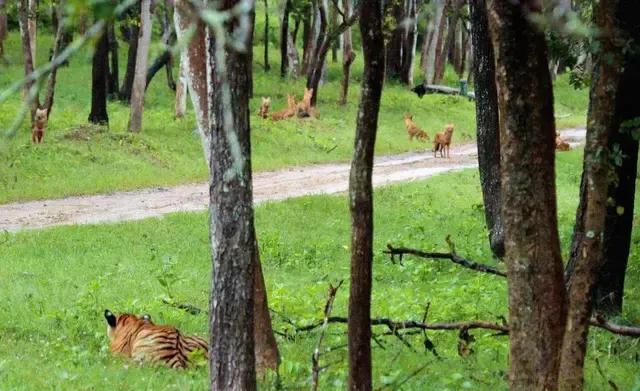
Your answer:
555;133;570;151
258;97;271;119
296;87;319;118
270;95;297;121
433;124;454;158
404;113;429;142
31;107;48;143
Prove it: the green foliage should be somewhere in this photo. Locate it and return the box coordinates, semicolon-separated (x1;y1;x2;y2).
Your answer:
1;152;639;389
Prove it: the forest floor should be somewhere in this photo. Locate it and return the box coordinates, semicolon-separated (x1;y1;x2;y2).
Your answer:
0;128;585;231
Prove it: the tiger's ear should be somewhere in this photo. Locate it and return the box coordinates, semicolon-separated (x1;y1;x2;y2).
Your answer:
104;309;117;328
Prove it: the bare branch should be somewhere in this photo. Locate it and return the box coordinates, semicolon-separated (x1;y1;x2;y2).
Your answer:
384;244;507;277
312;280;344;391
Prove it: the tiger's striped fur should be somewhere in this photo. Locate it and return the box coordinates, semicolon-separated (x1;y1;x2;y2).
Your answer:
104;310;208;369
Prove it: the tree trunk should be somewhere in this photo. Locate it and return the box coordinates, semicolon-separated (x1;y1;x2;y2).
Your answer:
330;0;338;63
469;0;503;259
174;1;280;374
421;0;443;82
558;3;623;389
339;0;354;105
174;54;187;118
88;28;109;125
107;23;119;98
385;0;404;81
128;0;153;133
0;0;7;58
18;0;39;121
207;1;257;388
348;0;384;389
146;1;176;91
42;0;66;117
120;5;140;102
280;0;292;77
431;0;454;84
301;3;317;75
567;0;640;318
264;0;270;71
489;2;566;390
400;0;417;85
28;0;36;66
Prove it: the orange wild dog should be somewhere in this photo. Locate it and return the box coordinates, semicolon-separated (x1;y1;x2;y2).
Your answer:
270;95;297;121
31;107;48;143
258;97;271;119
555;133;570;151
433;124;454;158
297;87;319;118
403;114;429;142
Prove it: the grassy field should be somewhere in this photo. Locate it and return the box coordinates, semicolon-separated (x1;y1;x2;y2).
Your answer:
1;150;638;390
0;30;588;204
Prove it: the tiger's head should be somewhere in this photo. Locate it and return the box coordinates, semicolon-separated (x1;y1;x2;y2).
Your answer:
104;309;153;353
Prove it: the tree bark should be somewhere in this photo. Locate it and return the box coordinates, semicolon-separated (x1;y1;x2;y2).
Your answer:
421;0;443;82
120;5;140;102
339;0;354;105
301;3;317;76
146;0;176;91
252;245;280;373
431;0;448;83
400;0;417;85
348;0;384;389
174;54;188;118
489;2;566;390
558;2;623;389
207;1;257;388
28;0;36;66
128;0;153;133
42;0;66;117
88;28;109;125
469;0;503;259
280;0;292;77
107;23;119;98
264;0;270;71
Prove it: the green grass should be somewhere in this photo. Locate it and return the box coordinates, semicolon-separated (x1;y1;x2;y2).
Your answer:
1;31;588;204
1;150;638;390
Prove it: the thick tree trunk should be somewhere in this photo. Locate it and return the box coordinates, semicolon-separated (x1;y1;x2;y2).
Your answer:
301;4;317;76
207;1;257;388
348;0;384;389
330;1;339;63
0;0;7;58
489;2;566;390
146;1;176;91
18;0;39;121
421;0;444;82
128;0;153;133
469;0;503;258
120;5;140;103
263;0;270;71
558;3;622;389
339;0;354;105
431;0;448;83
280;0;292;77
252;246;280;373
88;29;109;125
400;0;417;85
107;23;119;98
385;0;404;81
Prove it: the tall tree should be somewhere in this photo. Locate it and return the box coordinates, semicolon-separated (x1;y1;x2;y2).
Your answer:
107;23;119;98
567;0;640;317
28;0;37;66
348;0;384;389
489;1;566;389
430;0;448;83
42;0;66;117
207;0;257;388
18;0;39;119
399;0;418;85
339;0;355;105
174;0;280;374
385;0;404;81
146;0;177;91
559;1;623;388
174;55;188;118
88;28;110;124
469;0;503;258
128;0;153;133
280;0;292;77
119;5;140;102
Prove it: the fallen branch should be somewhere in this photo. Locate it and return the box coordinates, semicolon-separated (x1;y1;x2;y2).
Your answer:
312;280;343;391
384;243;506;277
590;315;640;337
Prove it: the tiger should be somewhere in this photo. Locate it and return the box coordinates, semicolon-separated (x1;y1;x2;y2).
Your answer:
433;124;455;158
104;309;208;369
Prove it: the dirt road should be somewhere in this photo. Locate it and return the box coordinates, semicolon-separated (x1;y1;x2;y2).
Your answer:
0;128;586;232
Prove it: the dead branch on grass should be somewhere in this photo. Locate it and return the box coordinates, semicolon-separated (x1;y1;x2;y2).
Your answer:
311;280;343;391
